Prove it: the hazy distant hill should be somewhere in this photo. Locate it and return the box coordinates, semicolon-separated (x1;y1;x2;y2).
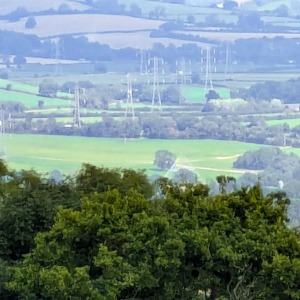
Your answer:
0;0;89;15
0;0;299;50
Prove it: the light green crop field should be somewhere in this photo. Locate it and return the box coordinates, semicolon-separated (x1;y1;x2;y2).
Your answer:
0;90;69;108
2;134;265;180
0;79;38;94
181;85;231;103
266;118;300;128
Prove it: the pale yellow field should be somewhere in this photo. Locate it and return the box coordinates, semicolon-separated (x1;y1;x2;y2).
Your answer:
0;14;163;37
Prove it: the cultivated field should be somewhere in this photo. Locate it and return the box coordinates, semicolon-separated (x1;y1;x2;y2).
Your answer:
3;134;264;180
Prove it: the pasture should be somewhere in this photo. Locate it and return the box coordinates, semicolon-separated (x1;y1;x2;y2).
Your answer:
3;134;264;180
181;85;231;103
266;118;300;128
0;89;69;109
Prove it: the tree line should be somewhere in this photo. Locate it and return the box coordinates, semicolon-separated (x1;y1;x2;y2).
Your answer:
10;112;300;148
3;27;300;70
0;160;298;298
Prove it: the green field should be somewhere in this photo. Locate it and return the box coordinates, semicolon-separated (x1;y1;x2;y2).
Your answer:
266;118;300;128
181;85;231;103
2;134;266;181
0;89;70;108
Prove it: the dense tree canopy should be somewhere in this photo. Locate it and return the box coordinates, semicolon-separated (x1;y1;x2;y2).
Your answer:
0;160;297;298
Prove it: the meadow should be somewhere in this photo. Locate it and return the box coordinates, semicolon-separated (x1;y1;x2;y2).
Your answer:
181;85;231;103
0;89;69;109
2;134;265;181
266;118;300;128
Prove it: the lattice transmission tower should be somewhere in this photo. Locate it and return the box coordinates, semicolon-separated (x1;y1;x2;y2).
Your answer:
176;58;192;85
148;57;164;110
124;73;135;118
201;47;216;94
0;107;6;157
73;84;81;127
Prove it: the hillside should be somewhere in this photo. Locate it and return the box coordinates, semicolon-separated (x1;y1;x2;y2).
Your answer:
0;0;89;15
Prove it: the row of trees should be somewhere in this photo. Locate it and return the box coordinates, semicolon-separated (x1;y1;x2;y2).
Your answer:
0;160;299;298
3;26;300;68
236;77;300;104
234;147;300;198
11;113;298;148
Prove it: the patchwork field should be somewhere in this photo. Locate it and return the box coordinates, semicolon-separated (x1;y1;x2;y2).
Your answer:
2;134;265;181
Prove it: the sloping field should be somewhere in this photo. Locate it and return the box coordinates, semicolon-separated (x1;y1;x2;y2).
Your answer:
0;78;70;98
3;134;264;179
0;0;88;15
0;90;69;108
0;15;163;37
0;79;37;94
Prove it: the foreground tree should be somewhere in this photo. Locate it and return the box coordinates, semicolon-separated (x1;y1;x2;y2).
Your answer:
5;178;300;299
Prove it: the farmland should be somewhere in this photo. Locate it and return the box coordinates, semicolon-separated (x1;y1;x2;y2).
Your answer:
3;134;264;180
0;0;299;181
0;15;164;38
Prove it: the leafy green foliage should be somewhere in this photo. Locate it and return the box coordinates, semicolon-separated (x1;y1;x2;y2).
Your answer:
0;161;299;299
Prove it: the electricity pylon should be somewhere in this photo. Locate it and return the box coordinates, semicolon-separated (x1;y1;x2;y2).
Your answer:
201;47;215;94
176;58;192;85
73;84;81;127
148;57;164;110
125;73;135;118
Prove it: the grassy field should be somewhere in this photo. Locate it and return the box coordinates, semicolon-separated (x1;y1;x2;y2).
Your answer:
266;118;300;128
0;89;69;109
2;134;265;181
181;85;231;103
